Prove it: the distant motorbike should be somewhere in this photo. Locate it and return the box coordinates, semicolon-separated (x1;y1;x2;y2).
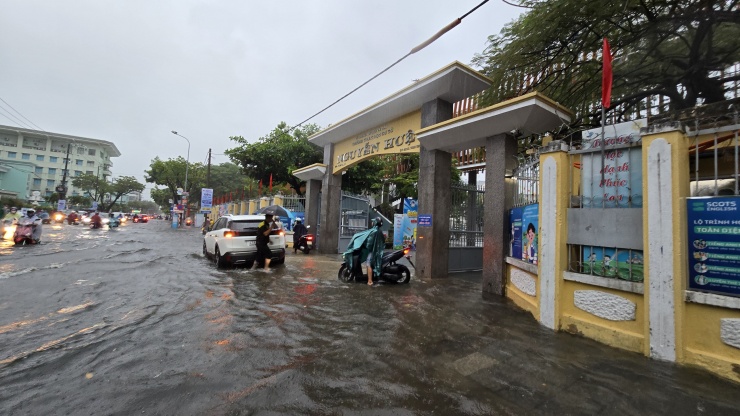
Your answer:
185;217;193;226
13;218;39;245
338;246;413;284
294;225;314;254
103;218;119;229
2;219;18;240
52;212;65;224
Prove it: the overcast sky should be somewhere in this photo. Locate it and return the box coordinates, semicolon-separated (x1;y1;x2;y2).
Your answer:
0;1;522;198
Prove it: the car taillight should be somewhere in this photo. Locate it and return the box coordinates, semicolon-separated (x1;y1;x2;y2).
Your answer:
224;231;234;238
306;236;313;240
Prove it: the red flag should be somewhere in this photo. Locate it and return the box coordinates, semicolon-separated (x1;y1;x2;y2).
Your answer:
249;182;253;198
602;38;613;109
259;180;262;195
269;174;273;193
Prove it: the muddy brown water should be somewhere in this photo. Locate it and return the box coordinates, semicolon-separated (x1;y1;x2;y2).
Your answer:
1;221;739;415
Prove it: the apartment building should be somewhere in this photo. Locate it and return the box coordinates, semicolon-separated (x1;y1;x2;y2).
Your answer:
0;124;121;202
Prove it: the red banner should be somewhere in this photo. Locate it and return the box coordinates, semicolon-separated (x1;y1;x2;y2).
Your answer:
602;38;613;109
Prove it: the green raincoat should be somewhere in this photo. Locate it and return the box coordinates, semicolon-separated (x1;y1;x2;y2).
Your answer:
342;225;385;277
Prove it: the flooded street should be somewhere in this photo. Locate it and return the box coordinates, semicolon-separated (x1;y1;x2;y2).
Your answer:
1;220;739;415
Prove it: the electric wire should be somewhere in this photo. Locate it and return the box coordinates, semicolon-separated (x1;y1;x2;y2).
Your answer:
0;96;44;131
0;104;34;130
290;0;490;131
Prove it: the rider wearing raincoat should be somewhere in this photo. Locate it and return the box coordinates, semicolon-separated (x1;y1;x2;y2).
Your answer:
342;217;385;285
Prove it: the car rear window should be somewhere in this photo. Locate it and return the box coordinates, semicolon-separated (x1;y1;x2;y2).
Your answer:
228;220;262;236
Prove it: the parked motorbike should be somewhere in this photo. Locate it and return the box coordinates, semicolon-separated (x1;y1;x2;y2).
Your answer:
294;225;314;254
338;246;413;284
13;219;39;245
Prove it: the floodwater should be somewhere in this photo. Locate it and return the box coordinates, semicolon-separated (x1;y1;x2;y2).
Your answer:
1;221;739;415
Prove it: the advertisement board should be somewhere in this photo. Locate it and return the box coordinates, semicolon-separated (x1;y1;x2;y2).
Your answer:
687;197;740;297
393;214;404;249
509;207;523;258
201;188;213;209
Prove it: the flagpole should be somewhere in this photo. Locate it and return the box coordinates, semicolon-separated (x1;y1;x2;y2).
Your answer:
601;105;606;208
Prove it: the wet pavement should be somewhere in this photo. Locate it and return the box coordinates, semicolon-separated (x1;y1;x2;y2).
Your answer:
1;220;739;415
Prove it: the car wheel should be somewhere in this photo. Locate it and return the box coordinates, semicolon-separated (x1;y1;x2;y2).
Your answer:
214;246;227;268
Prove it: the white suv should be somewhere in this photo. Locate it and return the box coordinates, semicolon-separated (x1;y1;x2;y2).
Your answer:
203;214;286;268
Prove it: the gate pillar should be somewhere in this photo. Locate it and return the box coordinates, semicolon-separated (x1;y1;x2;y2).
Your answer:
305;178;321;232
416;98;453;279
319;144;342;254
483;133;517;295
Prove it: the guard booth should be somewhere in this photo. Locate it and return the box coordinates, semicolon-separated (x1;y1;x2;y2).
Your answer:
295;61;571;295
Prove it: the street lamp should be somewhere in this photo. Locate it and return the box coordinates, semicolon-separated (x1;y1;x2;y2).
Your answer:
171;131;191;220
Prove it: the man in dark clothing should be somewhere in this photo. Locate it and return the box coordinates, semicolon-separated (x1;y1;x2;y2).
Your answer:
254;212;275;270
292;218;308;253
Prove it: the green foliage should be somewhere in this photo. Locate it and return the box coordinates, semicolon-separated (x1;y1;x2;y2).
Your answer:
102;176;145;212
208;162;259;200
150;187;172;211
225;122;323;196
341;158;386;195
71;173;107;203
127;200;160;214
471;0;740;127
145;157;203;205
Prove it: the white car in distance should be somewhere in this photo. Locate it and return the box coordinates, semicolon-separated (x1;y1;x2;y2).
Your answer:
203;214;286;268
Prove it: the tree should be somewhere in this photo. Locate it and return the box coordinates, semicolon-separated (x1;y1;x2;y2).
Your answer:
128;200;160;214
150;187;172;211
225;122;323;196
71;173;108;203
101;176;145;212
471;0;740;127
145;157;203;205
208;162;259;200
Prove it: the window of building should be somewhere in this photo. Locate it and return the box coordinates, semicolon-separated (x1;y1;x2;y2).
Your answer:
48;168;57;175
62;169;68;176
74;170;82;176
86;171;93;175
50;156;58;163
35;167;43;174
45;191;52;197
63;158;69;164
87;161;94;167
77;147;86;155
22;153;30;160
7;152;16;158
76;159;83;166
33;178;41;187
88;148;96;156
47;180;55;187
36;155;44;161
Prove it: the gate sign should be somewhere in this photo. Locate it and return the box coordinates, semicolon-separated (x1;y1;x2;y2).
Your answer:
201;188;213;209
687;196;740;297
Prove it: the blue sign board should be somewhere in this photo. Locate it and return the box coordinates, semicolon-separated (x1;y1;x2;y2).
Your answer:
687;196;740;297
510;207;523;259
418;214;432;227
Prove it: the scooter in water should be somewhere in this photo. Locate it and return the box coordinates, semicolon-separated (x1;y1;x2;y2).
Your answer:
294;225;314;254
338;246;413;284
13;219;39;245
103;218;119;229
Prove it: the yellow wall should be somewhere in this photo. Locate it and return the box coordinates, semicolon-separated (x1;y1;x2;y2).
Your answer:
683;303;740;382
505;265;539;318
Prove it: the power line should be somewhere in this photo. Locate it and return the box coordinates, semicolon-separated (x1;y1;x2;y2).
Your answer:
291;0;490;130
0;96;44;131
0;104;34;130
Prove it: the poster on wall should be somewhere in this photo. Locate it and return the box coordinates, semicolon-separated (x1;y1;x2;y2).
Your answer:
402;198;418;250
521;204;539;264
581;119;646;208
687;197;740;297
509;207;523;259
582;247;644;281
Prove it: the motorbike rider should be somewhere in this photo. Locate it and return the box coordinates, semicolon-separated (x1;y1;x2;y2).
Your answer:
24;209;43;243
292;218;308;253
3;206;22;223
67;211;79;224
90;211;103;228
342;217;385;286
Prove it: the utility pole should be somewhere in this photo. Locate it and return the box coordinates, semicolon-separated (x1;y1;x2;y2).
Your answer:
57;143;72;201
207;148;212;188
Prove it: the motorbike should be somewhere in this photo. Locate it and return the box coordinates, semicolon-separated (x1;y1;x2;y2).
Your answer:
2;219;18;240
103;218;119;229
13;218;39;245
185;217;193;226
338;245;413;284
52;212;65;224
294;225;314;254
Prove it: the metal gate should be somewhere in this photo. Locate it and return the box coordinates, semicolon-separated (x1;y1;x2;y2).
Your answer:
449;180;484;272
338;191;371;252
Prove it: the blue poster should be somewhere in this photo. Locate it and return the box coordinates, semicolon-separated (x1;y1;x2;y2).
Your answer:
582;247;644;281
687;197;740;297
509;207;523;259
521;204;539;264
401;198;418;249
418;215;432;227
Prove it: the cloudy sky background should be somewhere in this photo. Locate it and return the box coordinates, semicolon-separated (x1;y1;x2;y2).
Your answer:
0;1;522;197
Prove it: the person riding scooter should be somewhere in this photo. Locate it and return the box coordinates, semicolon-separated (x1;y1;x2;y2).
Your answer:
342;217;385;286
20;208;43;243
292;218;308;253
90;212;103;229
67;211;79;225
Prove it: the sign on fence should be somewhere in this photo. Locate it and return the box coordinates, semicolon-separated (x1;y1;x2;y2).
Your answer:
687;196;740;297
509;204;538;264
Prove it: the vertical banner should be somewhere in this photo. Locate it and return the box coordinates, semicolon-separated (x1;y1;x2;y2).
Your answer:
402;198;418;249
521;204;539;264
201;188;213;209
687;197;740;297
57;200;67;211
581;119;646;208
509;207;523;259
393;214;404;249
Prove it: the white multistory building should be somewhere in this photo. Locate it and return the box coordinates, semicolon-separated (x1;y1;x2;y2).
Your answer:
0;124;120;202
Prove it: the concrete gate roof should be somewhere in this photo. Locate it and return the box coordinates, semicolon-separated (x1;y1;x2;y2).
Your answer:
308;61;491;147
416;92;573;152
